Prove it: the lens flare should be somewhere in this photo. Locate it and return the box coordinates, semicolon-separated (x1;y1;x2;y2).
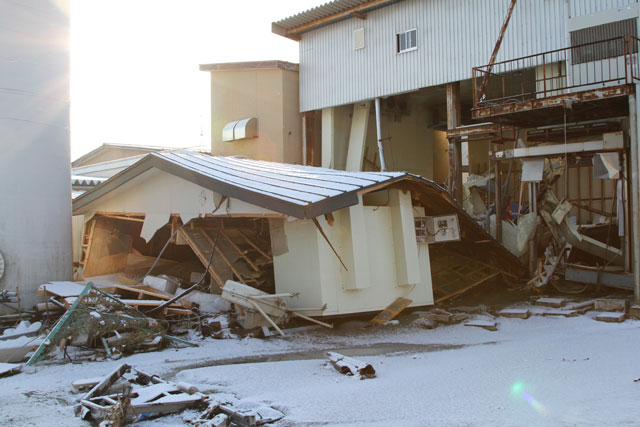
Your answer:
511;382;547;415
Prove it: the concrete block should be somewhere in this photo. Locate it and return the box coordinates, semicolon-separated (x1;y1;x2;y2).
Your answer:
564;300;595;314
451;306;483;314
541;309;578;317
594;299;628;312
535;297;567;308
464;320;498;331
595;312;626;323
421;313;451;324
498;308;530;319
143;275;179;295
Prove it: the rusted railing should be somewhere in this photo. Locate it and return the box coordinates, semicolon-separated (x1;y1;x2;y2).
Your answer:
473;35;640;109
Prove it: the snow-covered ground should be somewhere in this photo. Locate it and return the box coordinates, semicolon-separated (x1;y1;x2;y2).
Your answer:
1;311;639;426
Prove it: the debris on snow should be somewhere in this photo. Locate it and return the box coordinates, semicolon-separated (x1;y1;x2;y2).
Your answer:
595;312;626;323
326;351;376;379
464;320;498;331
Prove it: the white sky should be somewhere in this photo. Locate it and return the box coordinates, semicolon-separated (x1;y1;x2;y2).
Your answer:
70;0;325;160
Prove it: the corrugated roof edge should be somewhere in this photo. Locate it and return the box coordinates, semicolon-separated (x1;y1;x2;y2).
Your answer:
272;0;400;40
71;151;410;220
199;60;299;73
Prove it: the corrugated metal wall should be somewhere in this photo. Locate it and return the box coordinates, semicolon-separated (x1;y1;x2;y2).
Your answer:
299;0;569;112
569;0;637;17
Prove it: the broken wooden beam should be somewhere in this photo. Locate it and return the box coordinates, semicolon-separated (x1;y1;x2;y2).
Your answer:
326;351;376;379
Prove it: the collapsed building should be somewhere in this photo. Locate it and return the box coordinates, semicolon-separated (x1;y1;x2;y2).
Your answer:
71;151;523;317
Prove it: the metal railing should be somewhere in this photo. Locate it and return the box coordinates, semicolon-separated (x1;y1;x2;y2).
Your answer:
472;35;640;109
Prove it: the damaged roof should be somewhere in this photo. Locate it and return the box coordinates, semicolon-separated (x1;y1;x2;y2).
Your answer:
72;150;406;219
72;150;527;277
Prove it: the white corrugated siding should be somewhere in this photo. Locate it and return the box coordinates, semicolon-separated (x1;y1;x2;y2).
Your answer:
299;0;567;111
570;0;638;17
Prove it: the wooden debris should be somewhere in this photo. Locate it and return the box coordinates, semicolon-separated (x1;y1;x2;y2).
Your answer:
498;308;530;319
0;363;21;378
628;305;640;320
370;297;412;325
451;306;483;314
430;249;503;304
535;297;567;308
564;300;595;314
83;363;131;401
78;365;207;423
412;317;438;329
420;309;468;325
420;308;453;324
114;284;193;309
326;351;376;379
595;299;628;313
464;320;498;331
595;312;626;323
541;309;579;317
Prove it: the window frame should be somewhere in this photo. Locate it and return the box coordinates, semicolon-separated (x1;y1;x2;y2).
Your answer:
396;28;417;54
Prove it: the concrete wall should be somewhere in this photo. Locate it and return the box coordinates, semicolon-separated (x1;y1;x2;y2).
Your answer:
208;68;302;164
273;189;433;316
325;96;439;178
0;1;72;309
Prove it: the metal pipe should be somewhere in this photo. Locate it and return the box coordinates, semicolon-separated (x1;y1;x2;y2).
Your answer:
628;92;640;304
374;97;387;172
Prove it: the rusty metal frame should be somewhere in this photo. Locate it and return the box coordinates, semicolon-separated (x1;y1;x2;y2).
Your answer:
472;35;640;110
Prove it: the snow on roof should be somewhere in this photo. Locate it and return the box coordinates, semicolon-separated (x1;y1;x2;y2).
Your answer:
72;150;406;219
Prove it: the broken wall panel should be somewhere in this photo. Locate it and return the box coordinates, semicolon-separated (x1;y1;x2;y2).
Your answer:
82;216;138;278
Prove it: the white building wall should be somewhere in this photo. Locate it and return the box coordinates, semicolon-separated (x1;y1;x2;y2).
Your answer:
569;0;638;17
273;191;433;316
299;0;567;111
0;1;72;309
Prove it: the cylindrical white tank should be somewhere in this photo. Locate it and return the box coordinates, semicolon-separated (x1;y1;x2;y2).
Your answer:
0;1;72;310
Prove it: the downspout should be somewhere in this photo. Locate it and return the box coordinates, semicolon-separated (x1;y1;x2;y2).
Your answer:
375;97;387;172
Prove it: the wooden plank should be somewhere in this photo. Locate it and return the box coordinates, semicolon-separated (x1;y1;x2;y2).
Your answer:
178;228;224;287
199;227;246;284
112;284;192;308
370;297;413;325
83;363;130;401
237;230;272;261
435;272;500;304
220;230;259;272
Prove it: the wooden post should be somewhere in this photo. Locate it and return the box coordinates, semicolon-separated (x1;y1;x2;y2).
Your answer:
446;82;463;201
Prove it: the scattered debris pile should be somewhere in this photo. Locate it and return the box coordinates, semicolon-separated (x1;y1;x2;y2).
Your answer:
27;282;195;366
75;363;206;424
73;363;285;426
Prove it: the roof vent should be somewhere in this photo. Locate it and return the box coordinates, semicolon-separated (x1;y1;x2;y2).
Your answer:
222;117;258;142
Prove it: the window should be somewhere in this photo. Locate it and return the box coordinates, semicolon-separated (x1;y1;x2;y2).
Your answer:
396;28;417;53
570;18;637;64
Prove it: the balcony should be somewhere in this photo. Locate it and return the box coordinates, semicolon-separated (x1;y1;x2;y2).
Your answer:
471;35;640;127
